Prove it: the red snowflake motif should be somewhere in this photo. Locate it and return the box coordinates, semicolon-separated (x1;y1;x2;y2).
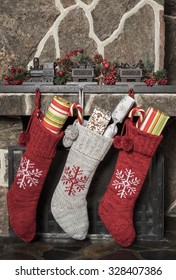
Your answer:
61;165;89;196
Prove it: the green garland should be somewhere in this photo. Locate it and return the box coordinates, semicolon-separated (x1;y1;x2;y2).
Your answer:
1;50;168;86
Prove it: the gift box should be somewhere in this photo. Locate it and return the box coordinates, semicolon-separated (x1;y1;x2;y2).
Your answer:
112;95;135;123
103;95;135;139
42;96;71;134
86;106;111;135
139;107;169;135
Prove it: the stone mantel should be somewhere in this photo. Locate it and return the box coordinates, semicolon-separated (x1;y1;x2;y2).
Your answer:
0;84;176;116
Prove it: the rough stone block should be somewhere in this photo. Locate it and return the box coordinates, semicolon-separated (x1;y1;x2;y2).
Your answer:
0;187;8;235
0;149;8;188
0;117;22;148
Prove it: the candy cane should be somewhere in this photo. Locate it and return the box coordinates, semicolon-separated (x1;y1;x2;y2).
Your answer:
128;107;145;128
69;102;83;124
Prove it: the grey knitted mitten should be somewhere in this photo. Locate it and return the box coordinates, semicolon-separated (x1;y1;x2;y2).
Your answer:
51;123;113;240
62;124;79;148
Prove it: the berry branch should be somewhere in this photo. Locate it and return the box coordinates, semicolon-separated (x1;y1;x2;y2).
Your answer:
1;49;167;87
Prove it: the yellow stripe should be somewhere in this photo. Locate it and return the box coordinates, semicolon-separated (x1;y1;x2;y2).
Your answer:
54;96;71;108
148;111;161;134
46;110;67;123
152;114;169;135
43;116;63;128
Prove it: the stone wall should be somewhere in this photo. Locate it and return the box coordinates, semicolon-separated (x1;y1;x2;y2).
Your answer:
164;0;176;84
1;0;166;77
3;0;176;81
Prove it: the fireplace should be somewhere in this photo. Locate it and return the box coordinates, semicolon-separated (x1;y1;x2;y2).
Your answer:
1;84;176;240
8;119;164;242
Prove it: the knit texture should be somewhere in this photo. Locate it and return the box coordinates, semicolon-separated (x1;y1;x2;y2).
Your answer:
62;124;79;148
7;116;63;242
98;119;163;247
51;123;113;240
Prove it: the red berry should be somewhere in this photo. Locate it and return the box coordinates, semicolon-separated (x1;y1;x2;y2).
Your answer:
10;66;16;73
144;79;150;86
102;59;107;65
104;63;110;69
164;79;168;85
57;58;62;64
11;80;21;85
160;78;167;85
3;75;9;81
58;70;64;76
149;78;156;86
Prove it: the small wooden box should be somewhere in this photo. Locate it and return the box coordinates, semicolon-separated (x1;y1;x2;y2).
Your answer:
120;68;143;82
72;66;94;82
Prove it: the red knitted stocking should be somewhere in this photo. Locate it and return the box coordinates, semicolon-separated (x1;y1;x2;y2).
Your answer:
7;90;63;242
98;119;163;247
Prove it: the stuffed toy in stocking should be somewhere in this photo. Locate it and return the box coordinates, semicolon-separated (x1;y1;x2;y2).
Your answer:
51;122;113;240
98;118;163;247
7;89;64;242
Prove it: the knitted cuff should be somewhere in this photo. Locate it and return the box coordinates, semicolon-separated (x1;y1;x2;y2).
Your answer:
126;119;163;157
71;123;113;162
26;116;64;159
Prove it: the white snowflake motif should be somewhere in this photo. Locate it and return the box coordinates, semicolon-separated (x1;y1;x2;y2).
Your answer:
61;165;89;196
16;157;43;189
112;168;140;199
